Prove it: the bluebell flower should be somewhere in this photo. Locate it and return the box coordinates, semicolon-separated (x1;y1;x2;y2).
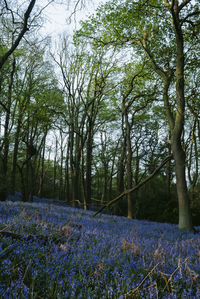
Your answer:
0;200;200;297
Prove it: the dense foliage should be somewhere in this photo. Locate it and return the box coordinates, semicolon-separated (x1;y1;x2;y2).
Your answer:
0;199;200;298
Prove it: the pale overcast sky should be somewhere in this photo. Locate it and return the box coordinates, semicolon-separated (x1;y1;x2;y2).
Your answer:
40;0;108;37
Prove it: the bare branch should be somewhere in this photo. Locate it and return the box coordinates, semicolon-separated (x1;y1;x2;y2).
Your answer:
181;11;200;25
178;0;191;12
68;0;86;23
0;100;9;113
0;0;36;70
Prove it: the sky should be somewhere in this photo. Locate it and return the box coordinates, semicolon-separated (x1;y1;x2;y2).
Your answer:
39;0;108;38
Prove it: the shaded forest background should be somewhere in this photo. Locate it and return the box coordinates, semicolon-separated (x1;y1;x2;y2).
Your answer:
0;0;200;226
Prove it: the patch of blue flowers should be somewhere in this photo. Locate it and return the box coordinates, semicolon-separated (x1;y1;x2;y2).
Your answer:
0;200;199;298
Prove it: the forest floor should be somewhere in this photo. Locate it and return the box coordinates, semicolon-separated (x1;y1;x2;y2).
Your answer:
0;199;200;298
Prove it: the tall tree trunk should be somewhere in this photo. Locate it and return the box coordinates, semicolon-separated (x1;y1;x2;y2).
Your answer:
125;112;133;218
81;147;87;209
142;0;193;230
118;142;126;195
53;138;58;198
38;131;47;198
169;0;192;230
11;114;22;194
64;140;70;203
116;138;126;215
59;132;64;201
133;144;140;218
188;120;198;204
18;165;27;202
166;130;172;198
109;143;119;202
85;127;93;208
117;113;126;200
69;130;81;207
0;58;16;200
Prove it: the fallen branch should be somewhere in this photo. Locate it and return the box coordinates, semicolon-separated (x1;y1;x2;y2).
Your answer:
0;229;63;244
0;224;81;245
0;243;17;260
0;230;22;240
123;262;161;297
94;154;173;216
91;198;108;204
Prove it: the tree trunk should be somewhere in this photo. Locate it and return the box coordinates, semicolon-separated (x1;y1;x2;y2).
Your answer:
169;0;192;230
59;133;64;201
116;119;126;215
38;131;47;198
64;140;70;203
125;112;133;218
11;114;22;194
141;0;193;230
117;141;126;195
0;58;16;200
85;128;93;208
53;138;58;198
172;142;192;230
133;144;140;218
166;131;172;198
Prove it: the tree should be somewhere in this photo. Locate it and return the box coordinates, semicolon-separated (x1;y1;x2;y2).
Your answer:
55;38;118;208
76;0;200;230
0;36;64;201
119;62;156;218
